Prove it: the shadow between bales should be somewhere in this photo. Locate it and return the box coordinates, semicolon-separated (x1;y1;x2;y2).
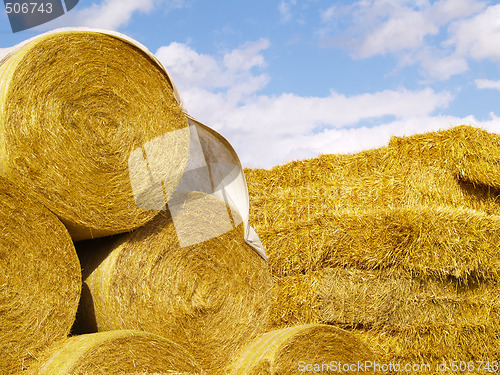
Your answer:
458;179;500;211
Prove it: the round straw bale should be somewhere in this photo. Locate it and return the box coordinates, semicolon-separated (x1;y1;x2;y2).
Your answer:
0;179;81;374
29;330;203;375
229;324;376;375
0;29;190;240
75;192;272;373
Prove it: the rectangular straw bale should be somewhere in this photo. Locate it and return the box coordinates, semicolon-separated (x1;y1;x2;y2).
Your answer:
389;125;500;189
355;324;500;369
270;268;500;331
270;268;500;372
258;204;500;279
319;268;500;330
245;126;500;231
268;273;321;329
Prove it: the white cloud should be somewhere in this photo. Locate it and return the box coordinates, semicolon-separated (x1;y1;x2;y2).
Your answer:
44;0;186;30
475;79;500;90
261;115;500;168
319;0;488;80
355;7;438;58
75;0;155;29
320;0;437;57
156;40;462;168
156;39;270;107
446;4;500;61
279;0;296;23
430;0;486;24
417;47;469;80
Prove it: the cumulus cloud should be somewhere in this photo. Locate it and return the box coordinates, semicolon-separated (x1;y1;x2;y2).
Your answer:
319;0;488;81
446;4;500;61
44;0;186;30
74;0;155;29
475;78;500;90
262;115;500;168
154;40;474;168
156;39;270;107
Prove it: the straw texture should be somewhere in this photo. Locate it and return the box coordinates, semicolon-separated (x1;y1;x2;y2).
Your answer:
246;126;500;231
356;325;500;373
259;204;500;279
229;324;376;375
0;178;81;374
244;125;500;371
29;330;203;375
271;267;500;328
0;30;190;240
75;192;272;373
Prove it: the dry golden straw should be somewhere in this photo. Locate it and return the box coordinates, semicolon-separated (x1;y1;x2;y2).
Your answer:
356;325;500;371
229;324;376;375
271;269;500;370
246;126;500;231
0;29;190;240
0;178;81;374
270;268;500;329
29;330;203;375
75;192;273;373
243;126;500;370
258;204;500;279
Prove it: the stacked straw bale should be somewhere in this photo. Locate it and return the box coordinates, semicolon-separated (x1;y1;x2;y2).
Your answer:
29;330;203;375
246;126;500;230
75;192;273;373
0;29;190;240
0;178;81;374
229;324;376;375
259;204;500;279
272;267;500;329
244;126;500;369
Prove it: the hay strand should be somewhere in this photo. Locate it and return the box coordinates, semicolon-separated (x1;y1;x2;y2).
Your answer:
0;178;81;374
0;29;190;240
75;192;272;373
30;330;203;375
229;324;376;375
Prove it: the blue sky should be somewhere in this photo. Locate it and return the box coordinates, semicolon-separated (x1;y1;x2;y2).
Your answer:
1;0;500;168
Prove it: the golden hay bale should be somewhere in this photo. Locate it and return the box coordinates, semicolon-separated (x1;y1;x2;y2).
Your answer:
268;273;321;329
356;325;500;370
258;204;500;279
29;330;203;375
388;125;500;189
0;178;81;374
229;324;376;375
75;192;273;373
245;126;500;229
0;29;190;240
271;269;500;372
270;268;500;330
